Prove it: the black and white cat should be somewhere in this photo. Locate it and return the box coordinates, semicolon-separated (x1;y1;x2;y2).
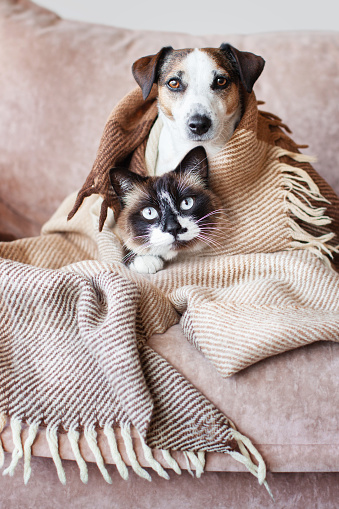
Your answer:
110;146;225;274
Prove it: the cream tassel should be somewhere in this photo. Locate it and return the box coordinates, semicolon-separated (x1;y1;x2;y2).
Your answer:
281;161;330;204
68;428;88;484
287;217;338;264
3;418;23;477
23;422;39;484
197;451;206;470
227;421;274;500
279;157;339;263
137;432;169;480
186;451;204;478
284;193;331;226
104;425;129;480
120;425;151;481
84;427;112;484
46;427;66;485
275;147;317;164
161;449;181;475
0;413;7;469
284;178;330;204
183;451;194;477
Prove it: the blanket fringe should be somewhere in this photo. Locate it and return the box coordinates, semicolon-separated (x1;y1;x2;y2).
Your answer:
137;431;170;480
0;419;203;484
0;413;6;469
3;418;23;477
68;427;88;484
186;451;205;478
46;427;66;485
197;451;206;468
84;427;112;484
121;425;152;481
0;417;270;494
183;451;195;477
161;449;182;475
104;424;129;480
23;423;39;484
228;420;274;500
276;148;339;264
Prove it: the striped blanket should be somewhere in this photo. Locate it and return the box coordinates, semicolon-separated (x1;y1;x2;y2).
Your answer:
0;87;339;493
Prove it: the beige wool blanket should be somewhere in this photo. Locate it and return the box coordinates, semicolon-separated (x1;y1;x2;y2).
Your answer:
1;87;339;491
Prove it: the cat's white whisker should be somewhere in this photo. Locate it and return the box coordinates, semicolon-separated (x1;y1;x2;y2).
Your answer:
197;233;223;249
196;209;227;223
195;236;220;253
198;224;232;234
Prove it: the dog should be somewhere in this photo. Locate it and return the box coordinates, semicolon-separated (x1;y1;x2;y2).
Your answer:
132;44;265;175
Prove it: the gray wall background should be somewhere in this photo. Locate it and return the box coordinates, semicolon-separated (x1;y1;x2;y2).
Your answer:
34;0;339;34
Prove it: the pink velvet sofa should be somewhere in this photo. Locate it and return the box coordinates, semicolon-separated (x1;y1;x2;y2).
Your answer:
1;1;339;507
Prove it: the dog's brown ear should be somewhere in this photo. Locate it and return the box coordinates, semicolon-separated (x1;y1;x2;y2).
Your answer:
220;43;265;93
132;46;173;100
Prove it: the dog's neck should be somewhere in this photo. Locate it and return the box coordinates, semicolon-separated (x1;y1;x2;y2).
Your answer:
153;107;241;176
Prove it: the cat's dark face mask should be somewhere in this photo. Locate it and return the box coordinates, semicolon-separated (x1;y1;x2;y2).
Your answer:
110;146;226;257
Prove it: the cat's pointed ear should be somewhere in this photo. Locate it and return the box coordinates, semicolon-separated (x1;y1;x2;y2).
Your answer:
174;146;209;185
110;168;148;205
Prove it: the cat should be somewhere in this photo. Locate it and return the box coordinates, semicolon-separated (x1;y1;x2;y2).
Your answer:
110;146;226;274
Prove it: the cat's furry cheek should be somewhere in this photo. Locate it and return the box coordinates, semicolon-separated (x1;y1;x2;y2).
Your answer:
129;255;164;274
177;216;200;241
149;228;174;247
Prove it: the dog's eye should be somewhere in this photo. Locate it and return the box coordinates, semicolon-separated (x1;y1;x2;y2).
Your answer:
216;77;228;87
167;79;181;89
142;207;159;220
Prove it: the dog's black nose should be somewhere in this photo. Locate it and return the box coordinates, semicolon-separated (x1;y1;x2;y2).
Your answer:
188;114;212;136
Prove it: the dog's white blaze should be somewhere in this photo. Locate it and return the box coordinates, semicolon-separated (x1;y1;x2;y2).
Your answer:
177;215;200;241
181;50;223;119
170;50;228;140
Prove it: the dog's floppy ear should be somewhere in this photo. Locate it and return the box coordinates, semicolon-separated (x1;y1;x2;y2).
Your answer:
220;43;265;93
174;146;209;186
132;46;173;100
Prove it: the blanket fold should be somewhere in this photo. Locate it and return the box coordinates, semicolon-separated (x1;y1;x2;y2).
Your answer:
1;86;339;493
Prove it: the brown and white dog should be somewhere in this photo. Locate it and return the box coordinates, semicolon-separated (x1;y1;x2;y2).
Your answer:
132;44;265;175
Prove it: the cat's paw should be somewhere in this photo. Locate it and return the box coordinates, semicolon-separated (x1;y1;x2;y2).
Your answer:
129;255;164;274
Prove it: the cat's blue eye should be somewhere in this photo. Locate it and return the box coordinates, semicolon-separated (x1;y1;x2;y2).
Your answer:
141;207;158;220
180;197;194;211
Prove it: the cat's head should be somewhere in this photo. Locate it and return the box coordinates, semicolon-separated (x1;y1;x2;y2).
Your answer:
110;146;225;258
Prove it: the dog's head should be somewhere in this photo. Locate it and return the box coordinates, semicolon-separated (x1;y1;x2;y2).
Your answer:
132;44;265;145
